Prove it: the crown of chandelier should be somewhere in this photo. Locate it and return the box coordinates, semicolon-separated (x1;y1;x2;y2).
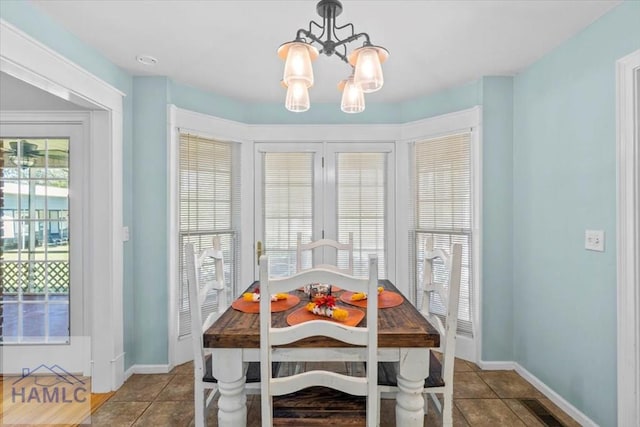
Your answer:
278;0;389;114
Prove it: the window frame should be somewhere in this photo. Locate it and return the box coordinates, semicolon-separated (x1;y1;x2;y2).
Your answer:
176;132;239;339
412;139;473;336
168;107;248;366
399;107;482;362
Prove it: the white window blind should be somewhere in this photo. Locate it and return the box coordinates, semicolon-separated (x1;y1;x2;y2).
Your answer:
337;152;387;278
413;132;473;336
262;152;314;277
178;133;239;338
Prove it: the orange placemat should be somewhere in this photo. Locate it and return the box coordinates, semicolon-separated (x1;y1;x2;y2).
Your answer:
339;291;404;309
231;294;300;313
286;305;365;327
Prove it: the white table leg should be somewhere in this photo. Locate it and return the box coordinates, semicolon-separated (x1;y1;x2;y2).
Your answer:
212;349;247;427
396;348;430;427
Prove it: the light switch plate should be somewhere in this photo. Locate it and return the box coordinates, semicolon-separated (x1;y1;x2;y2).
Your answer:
585;229;604;251
123;226;130;242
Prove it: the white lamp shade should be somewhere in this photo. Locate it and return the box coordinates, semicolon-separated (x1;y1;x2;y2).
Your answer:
352;46;386;93
281;42;317;87
285;79;310;112
340;77;365;113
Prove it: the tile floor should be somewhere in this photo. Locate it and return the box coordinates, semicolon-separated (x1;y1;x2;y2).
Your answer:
87;358;582;427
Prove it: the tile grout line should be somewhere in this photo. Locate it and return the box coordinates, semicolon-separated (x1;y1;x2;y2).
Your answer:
474;372;548;427
131;372;178;427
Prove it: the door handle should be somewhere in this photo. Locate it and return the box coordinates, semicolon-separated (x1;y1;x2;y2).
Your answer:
256;241;263;265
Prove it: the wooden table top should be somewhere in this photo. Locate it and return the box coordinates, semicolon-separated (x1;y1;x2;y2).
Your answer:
203;279;440;349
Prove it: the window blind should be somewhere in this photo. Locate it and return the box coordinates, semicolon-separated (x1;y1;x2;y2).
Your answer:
337;152;387;278
178;133;239;338
262;152;314;277
413;132;473;336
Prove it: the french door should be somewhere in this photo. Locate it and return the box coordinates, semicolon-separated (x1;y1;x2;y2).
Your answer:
254;142;394;279
0;122;88;374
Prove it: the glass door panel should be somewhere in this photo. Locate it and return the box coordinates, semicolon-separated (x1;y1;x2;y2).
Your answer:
254;143;323;278
1;137;71;343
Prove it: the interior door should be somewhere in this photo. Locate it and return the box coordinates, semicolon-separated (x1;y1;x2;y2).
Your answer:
0;122;88;375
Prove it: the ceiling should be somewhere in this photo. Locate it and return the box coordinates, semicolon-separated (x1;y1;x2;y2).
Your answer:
29;0;621;105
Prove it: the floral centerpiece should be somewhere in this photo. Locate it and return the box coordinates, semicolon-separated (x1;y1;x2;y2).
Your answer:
305;295;348;321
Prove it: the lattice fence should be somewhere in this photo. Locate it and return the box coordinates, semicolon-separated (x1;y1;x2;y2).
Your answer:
1;261;69;294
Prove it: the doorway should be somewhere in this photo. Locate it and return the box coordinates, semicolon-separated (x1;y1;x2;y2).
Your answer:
254;142;395;280
616;48;640;425
1;121;87;373
0;21;124;392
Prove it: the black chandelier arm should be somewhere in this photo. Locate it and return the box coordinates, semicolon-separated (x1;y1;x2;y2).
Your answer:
332;32;370;50
308;19;326;40
333;21;356;39
332;49;348;63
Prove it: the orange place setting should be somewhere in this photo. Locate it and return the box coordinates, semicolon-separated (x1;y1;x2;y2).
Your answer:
339;290;404;309
231;294;300;313
286;305;365;327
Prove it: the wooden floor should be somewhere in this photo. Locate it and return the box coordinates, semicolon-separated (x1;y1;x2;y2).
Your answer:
1;374;113;426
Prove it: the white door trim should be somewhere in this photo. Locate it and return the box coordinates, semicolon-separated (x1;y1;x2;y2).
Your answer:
616;48;640;426
0;117;88;374
0;19;125;392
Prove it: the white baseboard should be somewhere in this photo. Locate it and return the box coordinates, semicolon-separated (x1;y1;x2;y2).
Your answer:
112;352;126;390
513;363;598;427
477;360;517;370
476;360;598;426
124;364;172;381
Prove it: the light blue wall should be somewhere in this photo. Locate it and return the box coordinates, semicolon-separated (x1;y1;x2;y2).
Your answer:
3;3;639;424
0;0;137;369
132;77;170;364
170;80;407;124
480;76;514;361
401;80;481;123
512;2;640;426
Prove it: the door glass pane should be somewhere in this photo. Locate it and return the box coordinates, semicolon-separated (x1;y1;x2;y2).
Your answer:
1;138;70;344
336;152;387;278
262;152;314;277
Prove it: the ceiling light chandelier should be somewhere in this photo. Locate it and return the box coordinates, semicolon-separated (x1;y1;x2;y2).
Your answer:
278;0;389;113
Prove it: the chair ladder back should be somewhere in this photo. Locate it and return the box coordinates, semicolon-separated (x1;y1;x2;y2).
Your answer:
260;254;379;427
421;236;448;336
185;237;227;369
185;242;206;373
441;242;463;384
296;232;354;275
199;238;229;330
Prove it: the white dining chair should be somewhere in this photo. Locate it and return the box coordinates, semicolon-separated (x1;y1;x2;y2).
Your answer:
296;231;354;274
259;254;379;427
185;237;262;427
378;237;462;427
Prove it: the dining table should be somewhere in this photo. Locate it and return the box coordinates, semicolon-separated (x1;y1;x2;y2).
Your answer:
203;279;440;427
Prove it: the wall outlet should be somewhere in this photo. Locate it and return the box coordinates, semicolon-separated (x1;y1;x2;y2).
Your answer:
585;229;604;251
123;226;130;242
